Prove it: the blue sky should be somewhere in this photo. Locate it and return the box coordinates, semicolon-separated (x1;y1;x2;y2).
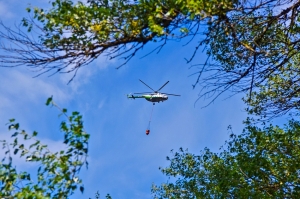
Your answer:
0;1;250;198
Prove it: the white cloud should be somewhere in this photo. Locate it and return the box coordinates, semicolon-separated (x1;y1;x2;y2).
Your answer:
0;2;14;19
57;56;113;94
0;70;69;108
97;99;105;109
95;55;114;70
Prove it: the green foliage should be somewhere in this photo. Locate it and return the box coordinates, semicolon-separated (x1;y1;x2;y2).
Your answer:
153;120;300;198
245;53;300;118
202;1;300;118
0;0;237;73
0;99;89;198
29;0;234;45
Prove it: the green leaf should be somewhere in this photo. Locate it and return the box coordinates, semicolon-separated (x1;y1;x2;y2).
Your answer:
14;148;19;155
9;123;19;130
11;132;18;137
46;96;53;106
32;131;38;137
9;118;15;122
80;186;84;193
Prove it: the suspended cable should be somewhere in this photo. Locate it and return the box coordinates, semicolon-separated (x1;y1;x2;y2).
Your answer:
146;104;154;135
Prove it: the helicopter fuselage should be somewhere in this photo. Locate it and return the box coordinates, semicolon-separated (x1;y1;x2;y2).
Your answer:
144;93;168;103
128;93;168;103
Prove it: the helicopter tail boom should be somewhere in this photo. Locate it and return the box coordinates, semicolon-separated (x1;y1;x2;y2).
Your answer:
127;94;144;99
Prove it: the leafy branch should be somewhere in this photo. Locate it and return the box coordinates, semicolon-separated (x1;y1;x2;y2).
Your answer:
0;97;89;198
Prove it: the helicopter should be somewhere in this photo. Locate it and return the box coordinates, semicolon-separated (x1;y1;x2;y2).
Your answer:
127;79;180;104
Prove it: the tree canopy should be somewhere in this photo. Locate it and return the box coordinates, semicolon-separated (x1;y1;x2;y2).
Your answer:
152;120;300;198
1;0;300;118
0;98;89;198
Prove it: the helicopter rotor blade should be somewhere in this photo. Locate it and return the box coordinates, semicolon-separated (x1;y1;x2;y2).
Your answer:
157;81;169;92
139;79;155;92
133;92;154;94
161;92;181;96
